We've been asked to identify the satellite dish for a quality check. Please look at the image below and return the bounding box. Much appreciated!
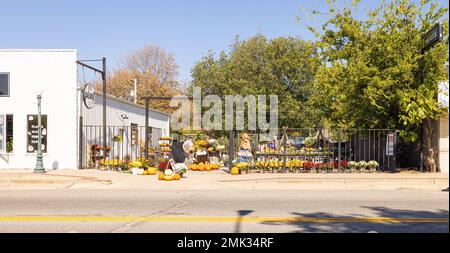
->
[83,83,95,109]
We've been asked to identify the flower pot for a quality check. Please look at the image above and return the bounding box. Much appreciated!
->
[131,167,144,175]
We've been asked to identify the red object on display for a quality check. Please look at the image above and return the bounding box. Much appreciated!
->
[158,161,169,170]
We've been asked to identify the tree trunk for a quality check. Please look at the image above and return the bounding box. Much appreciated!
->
[423,119,437,172]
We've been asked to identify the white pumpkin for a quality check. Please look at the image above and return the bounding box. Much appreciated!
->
[164,169,174,176]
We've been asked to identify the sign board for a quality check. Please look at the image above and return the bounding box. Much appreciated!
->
[422,23,442,53]
[83,83,95,109]
[438,81,449,109]
[386,133,395,156]
[131,123,139,146]
[27,114,47,153]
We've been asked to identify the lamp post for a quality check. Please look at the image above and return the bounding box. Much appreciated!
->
[34,91,45,173]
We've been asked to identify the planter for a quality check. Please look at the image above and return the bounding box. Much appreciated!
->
[131,167,144,175]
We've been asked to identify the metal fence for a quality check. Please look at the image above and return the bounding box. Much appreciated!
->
[230,128,397,172]
[80,125,162,169]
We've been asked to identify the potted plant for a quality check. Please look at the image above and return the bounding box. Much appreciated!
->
[129,160,143,175]
[348,161,357,173]
[357,161,368,173]
[368,160,379,173]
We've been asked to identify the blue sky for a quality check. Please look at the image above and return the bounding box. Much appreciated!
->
[1,0,448,82]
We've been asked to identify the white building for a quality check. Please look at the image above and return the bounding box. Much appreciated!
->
[437,79,449,173]
[0,49,170,170]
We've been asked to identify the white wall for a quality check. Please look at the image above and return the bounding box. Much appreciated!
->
[0,49,78,169]
[82,91,170,132]
[439,115,449,173]
[79,91,170,166]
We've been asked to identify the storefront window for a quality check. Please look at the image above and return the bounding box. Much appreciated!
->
[0,73,9,96]
[0,115,14,153]
[0,115,4,152]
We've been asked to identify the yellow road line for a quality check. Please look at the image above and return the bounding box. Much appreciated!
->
[0,216,447,223]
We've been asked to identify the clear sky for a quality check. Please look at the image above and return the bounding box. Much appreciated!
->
[1,0,448,82]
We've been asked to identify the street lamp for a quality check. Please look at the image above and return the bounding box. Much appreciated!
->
[34,89,45,173]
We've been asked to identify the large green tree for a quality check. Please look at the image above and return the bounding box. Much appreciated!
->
[191,34,321,129]
[306,0,448,171]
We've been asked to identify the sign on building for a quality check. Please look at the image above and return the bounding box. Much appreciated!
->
[27,115,47,153]
[131,123,139,146]
[83,83,95,109]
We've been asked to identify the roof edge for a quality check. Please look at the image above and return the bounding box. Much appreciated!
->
[93,91,171,116]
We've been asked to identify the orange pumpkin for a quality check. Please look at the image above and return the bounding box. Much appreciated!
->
[173,174,181,181]
[158,173,165,180]
[164,175,174,181]
[231,167,239,175]
[148,167,157,175]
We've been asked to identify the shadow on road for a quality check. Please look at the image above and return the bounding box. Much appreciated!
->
[260,207,449,233]
[235,210,254,233]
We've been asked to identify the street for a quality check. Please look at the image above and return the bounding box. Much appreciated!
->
[0,189,448,233]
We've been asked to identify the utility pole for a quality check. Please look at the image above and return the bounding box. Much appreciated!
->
[102,57,107,152]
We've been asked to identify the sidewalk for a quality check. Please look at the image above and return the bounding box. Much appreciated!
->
[0,169,448,190]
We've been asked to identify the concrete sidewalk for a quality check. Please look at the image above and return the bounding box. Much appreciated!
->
[0,169,448,190]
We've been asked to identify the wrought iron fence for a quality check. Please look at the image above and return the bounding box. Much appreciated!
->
[230,128,397,172]
[80,125,162,169]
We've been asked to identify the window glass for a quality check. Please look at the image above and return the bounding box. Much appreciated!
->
[0,115,4,152]
[6,115,13,152]
[0,73,9,96]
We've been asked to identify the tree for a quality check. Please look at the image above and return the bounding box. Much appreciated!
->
[305,0,448,171]
[120,45,179,87]
[104,45,182,112]
[191,34,321,129]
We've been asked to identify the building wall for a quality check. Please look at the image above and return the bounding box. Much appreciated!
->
[0,49,78,169]
[81,91,170,132]
[439,115,449,173]
[78,91,170,167]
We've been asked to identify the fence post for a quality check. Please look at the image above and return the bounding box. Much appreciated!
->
[228,130,235,172]
[144,98,149,159]
[338,129,342,171]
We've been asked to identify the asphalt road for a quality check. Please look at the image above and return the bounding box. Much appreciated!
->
[0,189,448,233]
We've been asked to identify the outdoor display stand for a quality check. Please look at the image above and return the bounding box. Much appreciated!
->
[229,127,393,174]
[159,137,172,160]
[196,150,208,163]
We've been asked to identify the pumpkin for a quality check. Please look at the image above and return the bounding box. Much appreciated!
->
[205,164,212,171]
[173,174,181,181]
[198,163,205,171]
[164,175,174,181]
[164,169,174,176]
[231,167,239,175]
[148,167,157,175]
[158,173,165,180]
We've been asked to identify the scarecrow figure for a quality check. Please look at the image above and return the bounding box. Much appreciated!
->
[237,133,253,163]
